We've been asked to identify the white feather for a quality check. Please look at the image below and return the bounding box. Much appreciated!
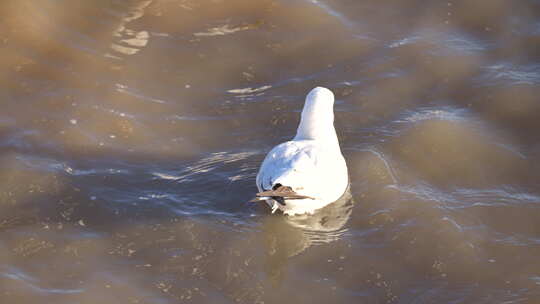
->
[256,87,348,215]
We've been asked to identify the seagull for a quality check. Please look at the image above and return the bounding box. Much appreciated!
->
[252,87,348,215]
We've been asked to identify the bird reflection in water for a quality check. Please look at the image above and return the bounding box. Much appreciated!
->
[260,187,354,285]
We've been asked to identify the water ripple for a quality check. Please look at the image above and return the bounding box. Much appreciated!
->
[1,266,84,295]
[476,62,540,86]
[388,30,490,55]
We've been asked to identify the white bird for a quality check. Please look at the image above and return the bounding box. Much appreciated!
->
[253,87,349,215]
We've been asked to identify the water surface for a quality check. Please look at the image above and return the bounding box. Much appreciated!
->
[1,0,540,303]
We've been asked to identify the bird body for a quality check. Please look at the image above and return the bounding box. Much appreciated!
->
[254,87,348,215]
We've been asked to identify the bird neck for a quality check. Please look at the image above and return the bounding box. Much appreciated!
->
[293,100,339,145]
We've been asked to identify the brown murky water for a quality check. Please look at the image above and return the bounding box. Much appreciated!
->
[1,0,540,303]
